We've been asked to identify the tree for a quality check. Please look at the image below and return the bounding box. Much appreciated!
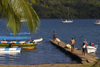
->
[0,0,40,34]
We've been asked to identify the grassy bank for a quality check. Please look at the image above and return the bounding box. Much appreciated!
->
[0,62,98,67]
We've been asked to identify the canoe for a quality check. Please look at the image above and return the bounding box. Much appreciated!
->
[0,38,43,43]
[10,32,30,35]
[0,40,30,44]
[0,43,35,49]
[22,46,34,49]
[33,38,43,43]
[0,47,21,53]
[0,43,35,47]
[0,36,31,40]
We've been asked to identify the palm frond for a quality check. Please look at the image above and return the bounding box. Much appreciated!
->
[0,0,40,33]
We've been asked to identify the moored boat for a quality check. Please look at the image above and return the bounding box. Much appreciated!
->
[94,20,100,25]
[0,47,21,53]
[61,20,73,23]
[0,43,35,47]
[33,38,43,43]
[0,43,35,49]
[87,45,98,53]
[0,36,31,40]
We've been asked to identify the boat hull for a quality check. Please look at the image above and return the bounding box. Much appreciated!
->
[94,20,100,25]
[0,47,21,53]
[22,47,34,49]
[0,43,35,46]
[62,20,73,23]
[33,38,43,43]
[87,45,98,53]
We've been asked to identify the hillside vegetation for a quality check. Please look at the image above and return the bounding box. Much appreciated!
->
[32,0,100,19]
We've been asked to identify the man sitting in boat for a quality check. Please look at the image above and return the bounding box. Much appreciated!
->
[8,43,13,48]
[30,39,34,43]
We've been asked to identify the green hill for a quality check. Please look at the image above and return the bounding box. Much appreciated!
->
[32,0,100,19]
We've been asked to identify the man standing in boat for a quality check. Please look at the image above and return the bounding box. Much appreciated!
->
[69,38,75,53]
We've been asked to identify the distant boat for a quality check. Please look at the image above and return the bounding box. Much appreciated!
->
[20,18,27,22]
[62,7,73,23]
[61,20,73,23]
[94,20,100,25]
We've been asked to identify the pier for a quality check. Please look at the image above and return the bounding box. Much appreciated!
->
[49,39,99,64]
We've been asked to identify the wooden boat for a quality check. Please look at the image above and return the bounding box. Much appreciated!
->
[0,43,35,47]
[33,38,43,43]
[0,47,21,53]
[0,40,30,44]
[87,45,98,53]
[0,38,43,43]
[22,46,34,49]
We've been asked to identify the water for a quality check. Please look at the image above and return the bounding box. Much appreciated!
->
[0,19,100,65]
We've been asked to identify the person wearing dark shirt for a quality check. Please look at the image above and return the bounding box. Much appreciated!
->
[53,31,56,40]
[9,43,13,48]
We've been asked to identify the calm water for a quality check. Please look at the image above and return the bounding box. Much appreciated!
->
[0,19,100,65]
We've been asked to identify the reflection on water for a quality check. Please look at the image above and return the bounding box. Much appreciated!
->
[0,53,21,65]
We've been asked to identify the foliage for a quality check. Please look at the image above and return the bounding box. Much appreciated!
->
[32,0,100,19]
[0,0,40,33]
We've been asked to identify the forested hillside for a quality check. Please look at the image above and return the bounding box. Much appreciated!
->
[32,0,100,19]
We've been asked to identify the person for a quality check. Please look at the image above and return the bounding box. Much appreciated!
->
[82,43,87,55]
[69,38,75,52]
[53,31,56,40]
[83,39,88,46]
[9,43,13,48]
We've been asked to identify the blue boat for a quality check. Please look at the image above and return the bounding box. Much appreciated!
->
[10,32,30,35]
[0,47,21,53]
[0,36,31,40]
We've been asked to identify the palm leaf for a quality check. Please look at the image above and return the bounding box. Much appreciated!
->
[0,0,40,34]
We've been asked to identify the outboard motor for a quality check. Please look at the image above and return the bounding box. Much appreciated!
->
[89,42,94,46]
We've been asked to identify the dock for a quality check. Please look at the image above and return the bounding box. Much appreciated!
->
[49,39,99,64]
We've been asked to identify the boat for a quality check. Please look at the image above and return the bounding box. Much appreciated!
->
[0,43,35,47]
[0,38,43,43]
[0,36,31,40]
[94,20,100,25]
[33,38,43,43]
[10,32,30,35]
[0,43,35,49]
[87,45,98,53]
[0,47,21,53]
[61,20,73,23]
[61,7,73,23]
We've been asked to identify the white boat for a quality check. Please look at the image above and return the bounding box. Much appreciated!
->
[94,20,100,25]
[0,38,43,44]
[62,20,73,23]
[87,45,98,53]
[33,38,43,43]
[61,7,73,23]
[0,47,21,53]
